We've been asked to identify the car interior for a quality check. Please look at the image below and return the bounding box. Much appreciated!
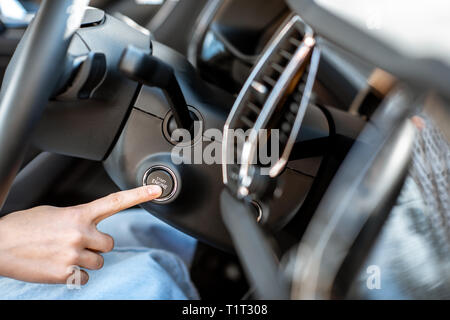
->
[0,0,448,300]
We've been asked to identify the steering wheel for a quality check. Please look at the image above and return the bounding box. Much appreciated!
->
[0,1,87,208]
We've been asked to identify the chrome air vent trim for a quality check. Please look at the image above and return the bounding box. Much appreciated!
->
[222,15,314,189]
[238,36,315,192]
[268,47,321,178]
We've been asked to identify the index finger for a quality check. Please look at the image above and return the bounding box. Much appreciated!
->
[79,185,162,224]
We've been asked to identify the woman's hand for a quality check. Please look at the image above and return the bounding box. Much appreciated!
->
[0,185,162,285]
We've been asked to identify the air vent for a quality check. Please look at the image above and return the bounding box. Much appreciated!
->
[223,15,318,194]
[269,48,321,178]
[232,21,307,133]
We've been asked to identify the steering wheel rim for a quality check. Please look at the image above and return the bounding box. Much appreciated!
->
[290,87,417,299]
[0,0,88,209]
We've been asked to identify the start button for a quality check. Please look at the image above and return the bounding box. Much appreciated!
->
[143,166,177,203]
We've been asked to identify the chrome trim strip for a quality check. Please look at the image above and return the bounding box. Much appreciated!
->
[269,47,321,178]
[251,200,264,223]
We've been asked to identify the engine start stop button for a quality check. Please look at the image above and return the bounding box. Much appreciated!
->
[143,166,177,203]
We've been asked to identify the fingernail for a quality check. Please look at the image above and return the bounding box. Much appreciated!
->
[80,270,89,286]
[146,185,163,197]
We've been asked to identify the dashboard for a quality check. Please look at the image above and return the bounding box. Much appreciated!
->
[0,0,447,299]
